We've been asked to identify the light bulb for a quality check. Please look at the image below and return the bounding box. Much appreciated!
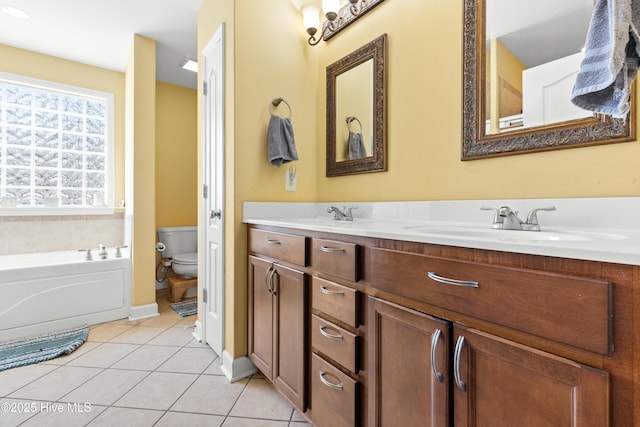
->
[302,5,320,33]
[322,0,340,19]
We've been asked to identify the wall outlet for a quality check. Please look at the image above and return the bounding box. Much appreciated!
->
[286,168,297,191]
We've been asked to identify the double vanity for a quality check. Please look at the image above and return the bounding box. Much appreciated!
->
[244,198,640,426]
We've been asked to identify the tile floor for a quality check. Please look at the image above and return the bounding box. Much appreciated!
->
[0,291,310,427]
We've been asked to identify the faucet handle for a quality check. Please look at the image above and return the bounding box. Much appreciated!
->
[115,245,128,258]
[78,248,93,261]
[345,206,357,220]
[525,206,556,227]
[480,206,503,228]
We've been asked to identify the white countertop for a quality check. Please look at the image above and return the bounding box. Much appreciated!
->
[243,198,640,266]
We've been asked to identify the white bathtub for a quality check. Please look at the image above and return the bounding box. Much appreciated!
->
[0,249,131,342]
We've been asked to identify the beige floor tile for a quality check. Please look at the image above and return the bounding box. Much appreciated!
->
[139,311,182,328]
[170,374,248,415]
[66,342,139,368]
[155,411,225,427]
[0,398,41,426]
[147,326,196,347]
[88,323,134,342]
[0,364,56,396]
[9,366,102,401]
[222,418,289,427]
[108,325,167,344]
[203,357,225,376]
[229,378,293,421]
[157,346,218,374]
[175,316,197,328]
[61,368,149,406]
[291,409,308,422]
[87,406,164,426]
[19,402,106,426]
[111,345,179,371]
[114,371,198,411]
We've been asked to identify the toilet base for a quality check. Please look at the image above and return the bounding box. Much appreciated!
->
[168,277,197,303]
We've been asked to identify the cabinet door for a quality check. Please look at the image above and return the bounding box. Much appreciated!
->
[453,325,610,427]
[368,297,450,427]
[247,256,275,378]
[273,263,308,410]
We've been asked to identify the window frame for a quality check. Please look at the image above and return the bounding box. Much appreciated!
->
[0,72,115,216]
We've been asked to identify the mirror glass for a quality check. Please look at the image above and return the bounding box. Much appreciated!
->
[327,34,386,176]
[462,0,635,159]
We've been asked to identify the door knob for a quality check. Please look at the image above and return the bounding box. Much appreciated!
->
[210,209,222,220]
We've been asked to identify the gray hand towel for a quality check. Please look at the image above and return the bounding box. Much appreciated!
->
[267,115,298,167]
[571,0,640,118]
[347,131,367,160]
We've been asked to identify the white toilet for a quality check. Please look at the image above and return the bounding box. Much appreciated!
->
[157,226,198,278]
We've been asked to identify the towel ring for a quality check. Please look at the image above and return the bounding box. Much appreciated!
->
[346,116,362,133]
[270,97,292,119]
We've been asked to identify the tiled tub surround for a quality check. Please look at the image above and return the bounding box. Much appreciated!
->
[0,213,125,255]
[243,197,640,265]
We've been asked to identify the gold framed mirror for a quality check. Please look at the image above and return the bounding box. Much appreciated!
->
[462,0,635,160]
[326,34,386,176]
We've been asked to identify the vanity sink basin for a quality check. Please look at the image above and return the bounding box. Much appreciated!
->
[404,226,626,243]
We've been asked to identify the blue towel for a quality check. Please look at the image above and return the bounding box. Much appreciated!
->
[347,131,367,160]
[571,0,640,118]
[267,115,298,167]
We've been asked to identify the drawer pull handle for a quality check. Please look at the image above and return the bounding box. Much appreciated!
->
[453,335,466,392]
[319,326,344,340]
[319,286,345,296]
[430,328,444,382]
[266,239,282,245]
[427,271,479,288]
[319,371,344,390]
[320,245,346,253]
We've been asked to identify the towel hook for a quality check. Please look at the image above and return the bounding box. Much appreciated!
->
[270,97,292,119]
[346,116,363,133]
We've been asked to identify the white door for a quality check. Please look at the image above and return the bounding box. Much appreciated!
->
[201,24,225,357]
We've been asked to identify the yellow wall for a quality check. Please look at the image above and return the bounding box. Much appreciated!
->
[155,82,198,228]
[125,34,157,307]
[198,0,640,360]
[0,44,126,202]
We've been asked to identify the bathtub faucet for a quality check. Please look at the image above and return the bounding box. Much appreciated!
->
[78,248,93,261]
[98,244,108,259]
[115,245,128,258]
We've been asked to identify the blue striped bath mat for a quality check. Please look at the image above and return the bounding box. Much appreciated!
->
[170,299,197,317]
[0,325,89,371]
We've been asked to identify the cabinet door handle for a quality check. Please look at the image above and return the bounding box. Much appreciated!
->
[427,271,479,288]
[266,239,282,245]
[319,326,344,340]
[430,328,444,383]
[320,245,346,253]
[319,371,344,390]
[270,269,279,296]
[453,335,466,392]
[264,264,274,294]
[319,286,345,296]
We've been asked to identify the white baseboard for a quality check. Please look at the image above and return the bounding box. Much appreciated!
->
[129,302,159,321]
[221,350,257,383]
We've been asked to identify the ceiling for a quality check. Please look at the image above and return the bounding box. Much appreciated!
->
[0,0,201,89]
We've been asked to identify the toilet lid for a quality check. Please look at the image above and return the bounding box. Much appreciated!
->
[173,252,197,265]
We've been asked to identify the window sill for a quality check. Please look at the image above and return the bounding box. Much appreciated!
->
[0,207,118,217]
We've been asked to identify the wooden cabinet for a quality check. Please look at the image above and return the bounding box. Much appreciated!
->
[368,297,450,427]
[247,228,309,410]
[453,325,610,427]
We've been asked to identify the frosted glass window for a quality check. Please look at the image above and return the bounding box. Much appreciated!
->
[0,72,114,209]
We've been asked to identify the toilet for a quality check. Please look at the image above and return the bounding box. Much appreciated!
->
[157,226,198,302]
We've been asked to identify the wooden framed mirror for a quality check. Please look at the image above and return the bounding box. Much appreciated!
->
[462,0,635,160]
[326,34,386,176]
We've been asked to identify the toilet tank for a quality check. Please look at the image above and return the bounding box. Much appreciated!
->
[157,226,197,258]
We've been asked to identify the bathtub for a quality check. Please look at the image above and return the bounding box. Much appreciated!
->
[0,248,131,343]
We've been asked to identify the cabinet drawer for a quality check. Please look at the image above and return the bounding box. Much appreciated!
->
[312,315,359,373]
[312,276,359,328]
[311,238,359,282]
[248,228,307,266]
[370,248,612,355]
[311,353,359,427]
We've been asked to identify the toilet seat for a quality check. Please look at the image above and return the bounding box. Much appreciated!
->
[171,252,197,278]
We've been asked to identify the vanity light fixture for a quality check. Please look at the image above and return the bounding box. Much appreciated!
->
[303,0,387,46]
[181,59,198,73]
[0,5,30,19]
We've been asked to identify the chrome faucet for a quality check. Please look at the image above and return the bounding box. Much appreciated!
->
[327,206,357,221]
[481,206,556,231]
[98,244,108,259]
